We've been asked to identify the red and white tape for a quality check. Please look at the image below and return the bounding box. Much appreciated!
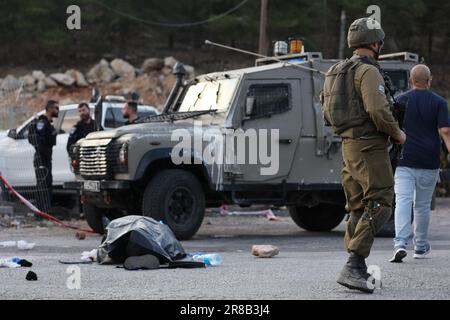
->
[0,175,95,233]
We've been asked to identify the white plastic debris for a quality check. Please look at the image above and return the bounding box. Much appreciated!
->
[0,240,36,250]
[0,241,17,248]
[80,249,98,262]
[0,258,20,268]
[17,240,36,250]
[220,205,281,221]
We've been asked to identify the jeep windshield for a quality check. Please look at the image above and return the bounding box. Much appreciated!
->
[138,76,239,123]
[178,77,239,113]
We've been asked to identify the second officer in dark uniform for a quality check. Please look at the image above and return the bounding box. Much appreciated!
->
[66,102,100,156]
[28,100,59,215]
[122,101,140,125]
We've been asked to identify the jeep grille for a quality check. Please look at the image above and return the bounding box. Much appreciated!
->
[79,142,125,179]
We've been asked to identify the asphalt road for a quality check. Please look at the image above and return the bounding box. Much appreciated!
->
[1,200,450,300]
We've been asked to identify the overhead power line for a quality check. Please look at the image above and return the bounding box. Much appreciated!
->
[92,0,250,28]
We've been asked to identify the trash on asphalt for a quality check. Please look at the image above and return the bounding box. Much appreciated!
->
[98,215,186,265]
[25,271,38,281]
[0,241,17,248]
[251,245,280,258]
[17,259,33,267]
[80,249,98,262]
[17,240,36,250]
[56,250,98,265]
[0,257,21,268]
[188,252,222,266]
[0,240,36,250]
[0,257,33,268]
[75,232,86,240]
[219,205,281,221]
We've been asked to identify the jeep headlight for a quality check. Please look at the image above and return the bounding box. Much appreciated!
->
[70,144,81,172]
[119,142,129,166]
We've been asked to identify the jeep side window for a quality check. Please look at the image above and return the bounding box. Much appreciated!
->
[246,84,291,118]
[104,107,157,128]
[104,107,126,128]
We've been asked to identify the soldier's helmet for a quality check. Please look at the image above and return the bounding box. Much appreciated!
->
[347,17,385,49]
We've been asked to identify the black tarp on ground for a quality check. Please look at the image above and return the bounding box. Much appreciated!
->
[98,215,186,264]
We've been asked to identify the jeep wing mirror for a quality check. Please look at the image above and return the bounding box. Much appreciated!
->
[245,96,255,117]
[7,128,17,139]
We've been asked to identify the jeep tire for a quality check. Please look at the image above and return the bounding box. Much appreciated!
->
[288,204,346,232]
[142,169,205,240]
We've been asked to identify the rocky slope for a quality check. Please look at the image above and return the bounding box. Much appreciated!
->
[0,56,196,113]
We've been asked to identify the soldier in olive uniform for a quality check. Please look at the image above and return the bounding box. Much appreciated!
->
[322,18,406,293]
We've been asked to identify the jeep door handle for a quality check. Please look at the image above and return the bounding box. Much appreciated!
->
[278,139,293,145]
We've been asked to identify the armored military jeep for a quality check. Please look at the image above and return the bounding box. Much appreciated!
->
[67,51,418,239]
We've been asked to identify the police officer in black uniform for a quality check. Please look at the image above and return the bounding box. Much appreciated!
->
[66,102,100,156]
[28,100,59,215]
[122,101,140,125]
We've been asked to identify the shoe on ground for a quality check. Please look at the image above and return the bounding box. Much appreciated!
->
[389,248,407,263]
[124,254,160,270]
[413,246,431,259]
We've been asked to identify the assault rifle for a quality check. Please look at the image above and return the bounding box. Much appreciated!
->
[383,73,407,169]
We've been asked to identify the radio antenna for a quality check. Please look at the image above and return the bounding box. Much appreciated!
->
[205,40,326,75]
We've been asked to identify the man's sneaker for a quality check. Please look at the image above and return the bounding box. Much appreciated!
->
[413,246,431,259]
[389,248,407,263]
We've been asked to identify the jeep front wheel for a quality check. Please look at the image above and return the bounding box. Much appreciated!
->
[288,204,346,232]
[142,169,205,240]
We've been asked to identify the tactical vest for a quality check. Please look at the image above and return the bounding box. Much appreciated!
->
[322,59,370,135]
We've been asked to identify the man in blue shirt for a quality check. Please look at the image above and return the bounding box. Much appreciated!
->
[390,65,450,262]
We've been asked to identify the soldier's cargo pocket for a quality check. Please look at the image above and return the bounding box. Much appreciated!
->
[360,144,393,190]
[370,207,392,234]
[355,208,390,238]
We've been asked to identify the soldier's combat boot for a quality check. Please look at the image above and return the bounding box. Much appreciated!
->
[337,252,374,294]
[358,256,382,288]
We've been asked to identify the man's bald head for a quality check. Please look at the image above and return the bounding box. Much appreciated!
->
[410,64,432,89]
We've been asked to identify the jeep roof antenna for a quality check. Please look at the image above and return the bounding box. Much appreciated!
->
[205,40,326,75]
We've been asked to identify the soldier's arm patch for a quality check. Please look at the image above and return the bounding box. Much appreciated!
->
[378,85,385,93]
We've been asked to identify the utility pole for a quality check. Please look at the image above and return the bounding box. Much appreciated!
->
[338,10,346,59]
[323,0,327,54]
[258,0,268,55]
